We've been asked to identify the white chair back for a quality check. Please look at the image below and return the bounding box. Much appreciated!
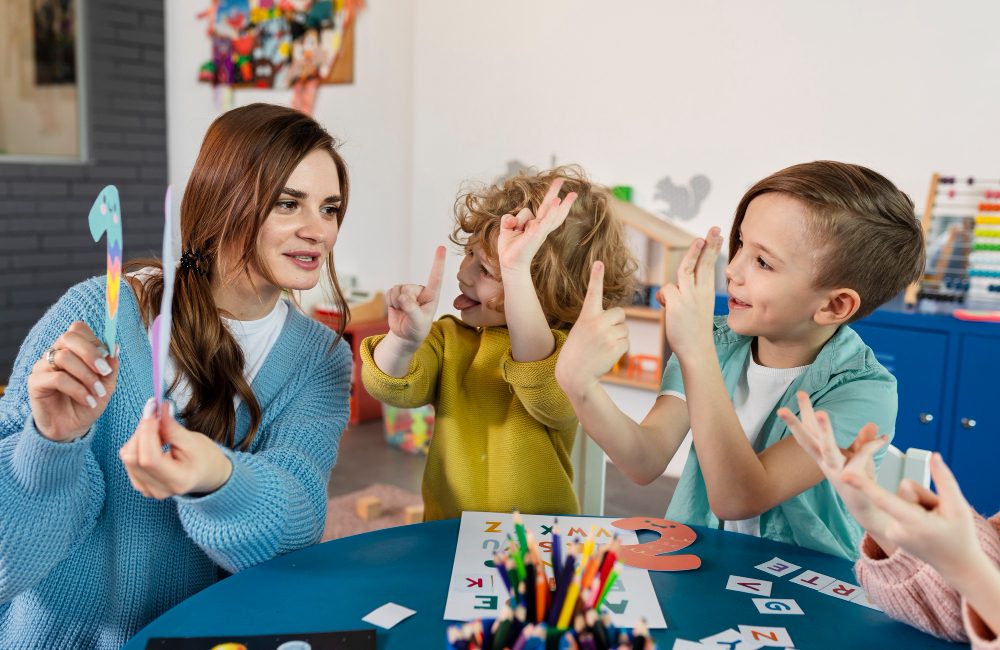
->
[570,426,606,515]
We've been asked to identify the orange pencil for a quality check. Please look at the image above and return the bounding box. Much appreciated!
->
[580,552,602,595]
[534,561,547,623]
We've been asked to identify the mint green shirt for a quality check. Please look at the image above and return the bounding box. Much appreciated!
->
[662,317,896,560]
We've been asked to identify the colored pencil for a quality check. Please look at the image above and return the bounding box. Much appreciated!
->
[556,570,582,629]
[457,514,656,650]
[552,519,562,583]
[548,552,577,626]
[595,567,619,611]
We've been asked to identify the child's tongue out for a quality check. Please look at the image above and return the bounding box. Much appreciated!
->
[454,294,480,310]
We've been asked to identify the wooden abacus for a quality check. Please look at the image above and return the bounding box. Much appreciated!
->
[904,174,1000,309]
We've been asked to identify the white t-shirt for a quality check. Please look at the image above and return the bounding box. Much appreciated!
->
[165,299,288,412]
[662,353,809,537]
[130,268,288,412]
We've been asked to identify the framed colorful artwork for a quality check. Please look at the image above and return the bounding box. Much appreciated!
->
[198,1,361,96]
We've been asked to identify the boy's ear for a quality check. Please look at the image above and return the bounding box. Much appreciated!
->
[814,287,861,326]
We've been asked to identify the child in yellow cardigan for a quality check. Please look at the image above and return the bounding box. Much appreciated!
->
[361,167,637,520]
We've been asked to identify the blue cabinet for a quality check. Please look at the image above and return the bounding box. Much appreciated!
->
[714,295,999,514]
[853,312,998,515]
[949,335,1000,514]
[848,323,947,453]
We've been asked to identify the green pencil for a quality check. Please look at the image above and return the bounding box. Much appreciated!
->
[595,566,620,611]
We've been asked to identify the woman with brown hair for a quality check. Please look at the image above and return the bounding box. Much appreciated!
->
[0,103,352,649]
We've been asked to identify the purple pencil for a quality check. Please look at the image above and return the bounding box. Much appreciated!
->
[547,552,577,626]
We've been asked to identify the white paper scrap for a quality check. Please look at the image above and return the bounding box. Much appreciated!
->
[362,602,416,629]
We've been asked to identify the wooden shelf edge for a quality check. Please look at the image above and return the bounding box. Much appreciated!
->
[607,196,697,246]
[623,306,662,320]
[601,371,660,391]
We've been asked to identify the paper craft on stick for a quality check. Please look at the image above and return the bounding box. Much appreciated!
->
[88,185,123,352]
[611,516,701,571]
[151,187,176,407]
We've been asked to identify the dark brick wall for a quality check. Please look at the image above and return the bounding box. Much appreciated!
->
[0,0,167,381]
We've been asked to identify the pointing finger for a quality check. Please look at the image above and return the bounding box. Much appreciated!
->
[695,227,722,288]
[581,261,606,317]
[422,246,447,300]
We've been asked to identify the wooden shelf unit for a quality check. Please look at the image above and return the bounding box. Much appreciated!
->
[600,195,696,392]
[602,365,661,391]
[623,306,662,320]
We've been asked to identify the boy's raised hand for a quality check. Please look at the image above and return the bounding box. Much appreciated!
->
[658,227,723,357]
[497,178,577,276]
[386,246,446,347]
[556,261,629,395]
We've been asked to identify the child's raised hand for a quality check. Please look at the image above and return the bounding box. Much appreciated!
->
[658,227,722,358]
[846,452,985,583]
[556,261,629,395]
[386,246,446,347]
[778,391,899,551]
[497,178,577,276]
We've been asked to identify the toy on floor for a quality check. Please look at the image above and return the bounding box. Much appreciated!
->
[404,504,424,524]
[355,495,383,521]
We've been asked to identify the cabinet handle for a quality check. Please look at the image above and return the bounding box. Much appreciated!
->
[960,417,977,429]
[918,413,934,424]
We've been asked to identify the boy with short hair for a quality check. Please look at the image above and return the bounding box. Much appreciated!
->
[556,160,925,559]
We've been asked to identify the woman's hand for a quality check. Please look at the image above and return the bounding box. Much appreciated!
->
[846,452,985,584]
[119,400,233,499]
[384,246,446,348]
[497,178,576,276]
[27,321,119,442]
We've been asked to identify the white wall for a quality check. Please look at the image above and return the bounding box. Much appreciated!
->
[166,0,1000,472]
[409,0,1000,438]
[167,1,1000,307]
[409,0,1000,277]
[165,0,415,309]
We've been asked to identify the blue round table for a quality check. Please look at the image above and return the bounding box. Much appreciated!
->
[125,519,958,649]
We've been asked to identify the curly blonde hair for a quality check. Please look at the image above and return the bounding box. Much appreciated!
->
[450,165,638,330]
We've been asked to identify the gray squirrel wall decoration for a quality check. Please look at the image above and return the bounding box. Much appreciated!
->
[654,175,711,221]
[498,156,560,183]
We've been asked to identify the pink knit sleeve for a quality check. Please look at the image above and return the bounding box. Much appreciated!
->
[854,533,967,642]
[963,514,1000,650]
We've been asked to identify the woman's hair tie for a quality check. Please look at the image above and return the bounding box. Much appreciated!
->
[179,249,210,277]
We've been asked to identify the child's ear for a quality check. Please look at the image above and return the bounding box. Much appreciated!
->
[814,287,861,326]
